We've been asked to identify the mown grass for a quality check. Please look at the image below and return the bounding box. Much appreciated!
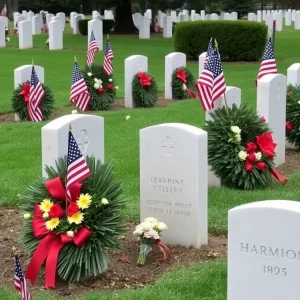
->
[0,23,299,299]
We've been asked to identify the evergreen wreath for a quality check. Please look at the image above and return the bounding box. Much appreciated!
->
[171,66,196,100]
[81,64,117,111]
[21,157,125,286]
[132,72,158,108]
[12,81,54,121]
[206,104,287,190]
[286,84,300,149]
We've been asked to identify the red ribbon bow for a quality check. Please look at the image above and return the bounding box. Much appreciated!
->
[26,178,92,288]
[155,239,172,262]
[176,69,196,98]
[19,83,30,102]
[138,72,152,86]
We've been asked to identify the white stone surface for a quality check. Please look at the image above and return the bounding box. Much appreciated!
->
[140,123,208,247]
[19,21,32,49]
[165,52,186,100]
[224,13,231,20]
[32,16,41,35]
[42,114,104,177]
[73,15,83,35]
[0,16,8,27]
[231,12,237,20]
[27,11,34,21]
[139,16,150,39]
[257,10,262,22]
[285,11,292,26]
[125,55,148,108]
[228,200,300,300]
[49,21,63,50]
[287,63,300,86]
[46,13,54,25]
[163,16,172,38]
[257,74,286,166]
[88,19,103,50]
[199,52,206,76]
[0,21,5,48]
[276,12,283,31]
[265,13,273,32]
[205,86,241,122]
[295,12,300,30]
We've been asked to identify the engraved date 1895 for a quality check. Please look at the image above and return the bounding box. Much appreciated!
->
[263,266,287,276]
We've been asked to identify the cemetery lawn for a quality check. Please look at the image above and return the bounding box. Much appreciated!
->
[1,25,300,299]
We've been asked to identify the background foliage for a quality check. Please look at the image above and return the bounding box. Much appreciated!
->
[174,21,268,61]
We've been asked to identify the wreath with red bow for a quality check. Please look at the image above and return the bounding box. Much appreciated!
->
[132,71,158,108]
[82,64,117,111]
[12,81,54,121]
[21,157,125,287]
[286,84,300,149]
[206,104,287,190]
[171,67,196,100]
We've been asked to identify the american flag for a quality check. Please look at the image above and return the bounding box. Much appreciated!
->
[14,254,31,300]
[70,61,91,111]
[256,37,277,84]
[29,66,45,122]
[86,30,99,66]
[196,49,226,111]
[103,37,114,75]
[66,130,91,202]
[204,39,214,65]
[0,4,6,16]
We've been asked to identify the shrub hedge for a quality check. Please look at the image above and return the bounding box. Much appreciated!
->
[78,19,115,36]
[174,21,268,62]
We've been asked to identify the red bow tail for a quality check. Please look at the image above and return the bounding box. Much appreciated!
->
[155,240,172,263]
[270,168,287,184]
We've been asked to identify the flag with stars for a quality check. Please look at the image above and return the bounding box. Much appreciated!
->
[103,37,114,75]
[86,30,99,66]
[70,61,91,111]
[196,49,226,111]
[66,130,91,202]
[14,255,31,300]
[204,39,214,65]
[256,37,277,85]
[29,66,45,122]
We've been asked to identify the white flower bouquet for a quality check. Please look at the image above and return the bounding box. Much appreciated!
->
[134,217,171,265]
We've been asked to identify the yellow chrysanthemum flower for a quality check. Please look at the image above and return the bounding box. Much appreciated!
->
[40,199,54,213]
[67,212,84,225]
[45,218,60,231]
[77,194,92,210]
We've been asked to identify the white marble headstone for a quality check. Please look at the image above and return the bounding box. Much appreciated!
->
[140,123,208,247]
[49,21,63,50]
[257,74,286,166]
[0,21,5,48]
[41,114,104,177]
[73,15,83,34]
[287,63,300,86]
[228,200,300,300]
[88,19,103,50]
[19,21,33,49]
[32,16,41,35]
[165,52,186,100]
[139,16,150,39]
[125,55,148,108]
[163,16,172,38]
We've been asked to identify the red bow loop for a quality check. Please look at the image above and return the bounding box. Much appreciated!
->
[138,72,152,86]
[45,177,81,202]
[19,83,30,102]
[176,68,187,83]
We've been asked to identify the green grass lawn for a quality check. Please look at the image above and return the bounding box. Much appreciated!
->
[1,23,300,299]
